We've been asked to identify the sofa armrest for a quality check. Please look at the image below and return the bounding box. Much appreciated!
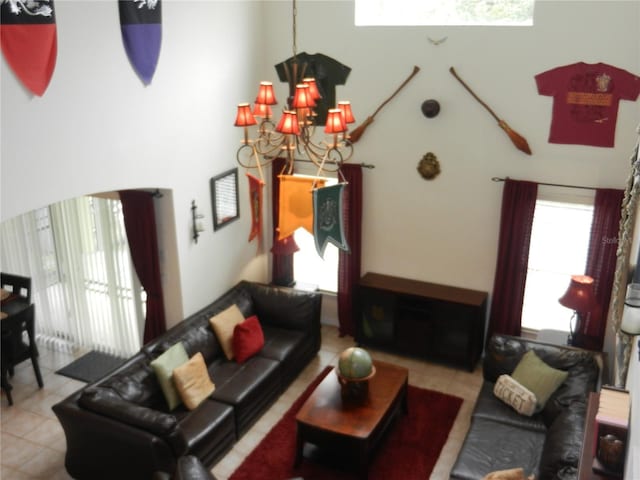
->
[79,387,188,455]
[53,394,181,479]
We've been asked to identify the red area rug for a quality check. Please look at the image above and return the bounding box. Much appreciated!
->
[230,366,463,480]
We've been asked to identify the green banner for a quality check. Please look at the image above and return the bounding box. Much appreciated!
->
[313,183,350,258]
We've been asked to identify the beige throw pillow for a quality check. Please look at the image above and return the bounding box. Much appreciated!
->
[209,304,245,360]
[494,374,537,417]
[172,352,215,410]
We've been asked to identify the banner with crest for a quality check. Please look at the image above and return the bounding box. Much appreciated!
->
[313,183,349,258]
[277,175,325,240]
[0,0,57,96]
[119,0,162,85]
[247,172,264,242]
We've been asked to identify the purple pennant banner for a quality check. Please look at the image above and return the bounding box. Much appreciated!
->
[119,0,161,85]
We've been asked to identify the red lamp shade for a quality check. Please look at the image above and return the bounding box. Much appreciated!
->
[337,101,355,124]
[275,110,300,135]
[302,78,321,100]
[324,108,347,134]
[559,275,596,313]
[252,103,273,118]
[234,103,257,127]
[255,81,277,106]
[292,84,316,109]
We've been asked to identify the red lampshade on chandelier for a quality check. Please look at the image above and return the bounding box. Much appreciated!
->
[233,0,355,177]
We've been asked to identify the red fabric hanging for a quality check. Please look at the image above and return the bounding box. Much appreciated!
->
[247,173,264,242]
[119,190,167,344]
[580,188,624,350]
[271,158,298,286]
[337,164,363,337]
[487,179,538,340]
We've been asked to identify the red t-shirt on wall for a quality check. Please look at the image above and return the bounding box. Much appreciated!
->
[535,62,640,147]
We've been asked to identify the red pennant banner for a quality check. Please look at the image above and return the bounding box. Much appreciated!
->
[247,173,264,242]
[1,0,57,96]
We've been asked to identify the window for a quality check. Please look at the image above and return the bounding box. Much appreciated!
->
[293,174,339,293]
[0,196,144,356]
[521,198,594,332]
[355,0,534,26]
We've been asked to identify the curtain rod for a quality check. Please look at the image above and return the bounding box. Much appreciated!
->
[491,176,597,191]
[295,159,375,169]
[265,155,374,169]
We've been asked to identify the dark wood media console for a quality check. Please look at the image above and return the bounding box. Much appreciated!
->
[355,272,488,371]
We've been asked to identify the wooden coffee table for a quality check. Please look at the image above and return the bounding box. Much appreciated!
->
[295,360,408,478]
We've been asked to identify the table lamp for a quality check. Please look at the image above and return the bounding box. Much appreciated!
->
[559,274,596,346]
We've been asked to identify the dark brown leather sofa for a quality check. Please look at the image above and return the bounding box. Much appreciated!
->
[52,281,322,480]
[451,334,602,480]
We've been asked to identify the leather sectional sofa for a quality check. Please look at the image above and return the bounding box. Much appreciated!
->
[52,280,322,480]
[451,334,602,480]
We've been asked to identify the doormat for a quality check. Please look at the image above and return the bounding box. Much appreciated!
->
[56,350,127,383]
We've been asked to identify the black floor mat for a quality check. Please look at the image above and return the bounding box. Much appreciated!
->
[56,350,127,383]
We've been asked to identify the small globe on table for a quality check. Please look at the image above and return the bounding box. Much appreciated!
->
[337,347,376,403]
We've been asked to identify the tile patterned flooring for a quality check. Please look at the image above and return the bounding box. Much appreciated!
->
[0,325,482,479]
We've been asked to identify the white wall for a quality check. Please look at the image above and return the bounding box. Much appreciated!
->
[2,1,639,342]
[263,1,640,342]
[1,1,270,324]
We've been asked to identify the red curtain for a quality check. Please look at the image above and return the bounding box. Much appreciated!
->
[270,158,298,286]
[337,164,363,337]
[487,179,538,340]
[580,188,624,350]
[119,190,166,344]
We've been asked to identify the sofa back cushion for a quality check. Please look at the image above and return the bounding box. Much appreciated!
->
[145,287,255,364]
[484,335,600,425]
[100,357,165,408]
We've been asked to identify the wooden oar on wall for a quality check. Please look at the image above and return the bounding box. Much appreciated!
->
[449,67,532,155]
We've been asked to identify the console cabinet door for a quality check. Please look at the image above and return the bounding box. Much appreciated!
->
[356,273,487,371]
[358,288,396,346]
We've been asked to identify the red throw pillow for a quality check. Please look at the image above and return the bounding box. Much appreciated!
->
[232,315,265,364]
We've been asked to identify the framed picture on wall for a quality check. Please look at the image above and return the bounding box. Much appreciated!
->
[210,168,239,231]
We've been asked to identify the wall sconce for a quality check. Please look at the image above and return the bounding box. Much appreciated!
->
[621,283,640,336]
[191,200,205,243]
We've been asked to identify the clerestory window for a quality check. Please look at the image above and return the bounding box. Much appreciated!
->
[355,0,535,26]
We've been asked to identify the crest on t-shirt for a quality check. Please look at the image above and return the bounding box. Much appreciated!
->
[596,73,611,93]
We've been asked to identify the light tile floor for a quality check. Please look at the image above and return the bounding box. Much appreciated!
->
[0,325,482,479]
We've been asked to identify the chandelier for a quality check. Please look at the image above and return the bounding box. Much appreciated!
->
[233,0,355,178]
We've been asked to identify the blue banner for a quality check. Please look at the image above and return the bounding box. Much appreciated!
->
[119,0,161,85]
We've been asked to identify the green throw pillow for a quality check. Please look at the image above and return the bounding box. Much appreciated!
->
[511,350,568,411]
[150,342,189,410]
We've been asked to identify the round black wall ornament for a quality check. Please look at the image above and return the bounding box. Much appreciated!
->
[421,99,440,118]
[417,152,441,180]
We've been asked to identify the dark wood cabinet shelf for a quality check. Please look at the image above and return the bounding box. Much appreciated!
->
[355,272,488,371]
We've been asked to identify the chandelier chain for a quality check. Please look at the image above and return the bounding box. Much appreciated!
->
[292,0,298,60]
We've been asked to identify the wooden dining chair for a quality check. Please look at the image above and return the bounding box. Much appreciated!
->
[1,303,43,405]
[1,272,32,303]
